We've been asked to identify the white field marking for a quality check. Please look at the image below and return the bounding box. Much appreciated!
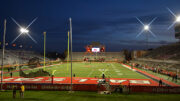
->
[117,73,123,75]
[98,69,109,73]
[130,80,150,84]
[110,80,126,83]
[87,69,94,77]
[111,64,123,76]
[2,78,14,81]
[98,69,109,76]
[121,64,136,72]
[53,78,65,81]
[79,79,88,82]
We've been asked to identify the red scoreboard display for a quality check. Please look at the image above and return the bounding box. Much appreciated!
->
[86,46,105,53]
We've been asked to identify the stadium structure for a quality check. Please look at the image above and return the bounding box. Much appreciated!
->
[0,40,180,94]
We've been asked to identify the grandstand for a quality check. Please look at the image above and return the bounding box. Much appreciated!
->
[0,49,49,65]
[130,43,180,86]
[71,52,125,61]
[143,42,180,60]
[131,42,180,71]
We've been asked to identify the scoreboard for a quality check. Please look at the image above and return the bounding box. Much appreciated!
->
[85,42,105,53]
[92,48,100,52]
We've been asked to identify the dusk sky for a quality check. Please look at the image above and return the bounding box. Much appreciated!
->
[0,0,180,52]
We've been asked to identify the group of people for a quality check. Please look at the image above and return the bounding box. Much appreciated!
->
[12,84,25,99]
[84,57,105,62]
[134,63,179,82]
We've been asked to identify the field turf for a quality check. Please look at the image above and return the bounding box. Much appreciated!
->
[0,91,180,101]
[4,62,147,79]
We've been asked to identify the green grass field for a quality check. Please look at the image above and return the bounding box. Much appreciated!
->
[0,91,180,101]
[4,62,147,79]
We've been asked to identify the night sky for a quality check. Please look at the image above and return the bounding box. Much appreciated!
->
[0,0,180,52]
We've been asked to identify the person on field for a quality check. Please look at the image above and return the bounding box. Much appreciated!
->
[175,74,178,83]
[10,72,13,78]
[119,83,123,93]
[159,79,162,86]
[102,74,105,79]
[51,75,54,84]
[13,86,17,99]
[20,84,25,98]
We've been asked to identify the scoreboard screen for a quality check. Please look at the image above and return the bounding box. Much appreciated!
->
[92,48,100,52]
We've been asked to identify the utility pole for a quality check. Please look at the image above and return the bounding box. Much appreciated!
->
[1,19,7,90]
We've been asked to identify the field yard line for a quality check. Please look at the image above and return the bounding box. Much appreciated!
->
[111,64,120,76]
[111,64,123,76]
[87,69,94,77]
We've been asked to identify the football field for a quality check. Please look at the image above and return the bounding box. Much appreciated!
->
[4,62,147,79]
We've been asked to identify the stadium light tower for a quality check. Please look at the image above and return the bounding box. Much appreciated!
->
[69,18,73,92]
[167,8,180,30]
[1,19,7,91]
[135,17,157,49]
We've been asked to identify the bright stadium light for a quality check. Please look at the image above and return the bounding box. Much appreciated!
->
[144,25,150,31]
[135,17,157,50]
[135,17,157,38]
[11,17,38,43]
[167,8,180,29]
[20,28,29,34]
[176,16,180,22]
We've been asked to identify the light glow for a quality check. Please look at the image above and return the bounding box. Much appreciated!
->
[167,8,180,29]
[176,16,180,22]
[144,25,149,31]
[11,17,38,44]
[135,17,157,38]
[20,28,29,34]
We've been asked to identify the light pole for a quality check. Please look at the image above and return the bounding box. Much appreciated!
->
[67,31,70,73]
[1,19,7,90]
[69,18,73,91]
[43,32,46,70]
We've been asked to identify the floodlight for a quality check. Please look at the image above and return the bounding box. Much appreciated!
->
[20,28,29,34]
[167,8,180,29]
[176,16,180,22]
[135,17,157,38]
[144,25,149,31]
[11,17,38,43]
